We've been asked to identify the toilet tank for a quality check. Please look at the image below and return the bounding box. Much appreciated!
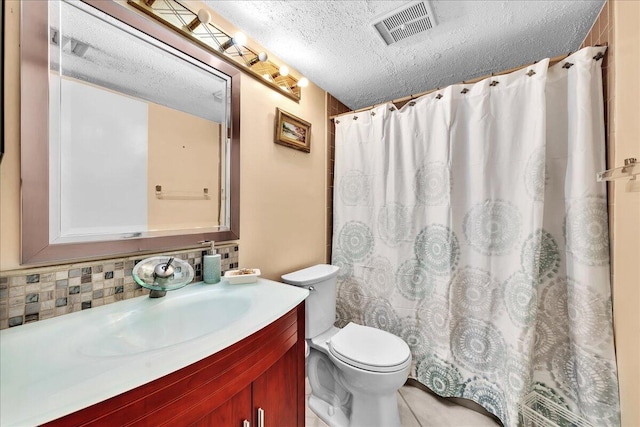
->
[281,264,340,339]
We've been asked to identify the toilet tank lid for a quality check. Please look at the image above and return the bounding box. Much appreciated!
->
[281,264,339,286]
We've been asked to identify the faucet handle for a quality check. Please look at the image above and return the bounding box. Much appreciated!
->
[154,257,175,278]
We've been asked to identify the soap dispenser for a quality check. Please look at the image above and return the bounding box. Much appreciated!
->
[203,241,221,284]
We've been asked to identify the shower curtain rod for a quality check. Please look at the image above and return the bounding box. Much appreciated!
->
[329,48,605,120]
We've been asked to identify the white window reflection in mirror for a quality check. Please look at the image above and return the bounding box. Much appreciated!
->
[21,0,240,264]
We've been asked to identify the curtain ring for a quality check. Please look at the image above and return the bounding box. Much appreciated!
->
[371,111,376,116]
[593,52,605,61]
[490,80,499,87]
[335,119,340,124]
[408,101,416,107]
[435,94,443,99]
[461,88,469,94]
[353,116,358,121]
[562,62,574,69]
[526,70,536,77]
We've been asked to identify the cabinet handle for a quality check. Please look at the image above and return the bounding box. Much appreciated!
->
[257,407,265,427]
[243,420,250,427]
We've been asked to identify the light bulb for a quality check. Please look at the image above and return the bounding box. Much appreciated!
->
[197,9,211,25]
[187,9,211,31]
[219,32,247,51]
[279,65,289,77]
[248,52,268,66]
[233,32,247,47]
[297,77,309,88]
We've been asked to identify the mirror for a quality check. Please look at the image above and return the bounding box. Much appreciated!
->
[21,0,240,264]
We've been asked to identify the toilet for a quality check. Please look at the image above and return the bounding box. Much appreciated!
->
[282,264,411,427]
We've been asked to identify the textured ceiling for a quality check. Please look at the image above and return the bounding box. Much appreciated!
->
[52,1,229,123]
[205,0,604,110]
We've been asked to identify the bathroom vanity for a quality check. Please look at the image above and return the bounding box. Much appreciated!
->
[0,279,308,426]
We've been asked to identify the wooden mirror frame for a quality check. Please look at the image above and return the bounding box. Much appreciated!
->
[21,0,240,265]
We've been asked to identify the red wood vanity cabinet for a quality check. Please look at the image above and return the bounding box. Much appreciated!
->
[44,304,305,427]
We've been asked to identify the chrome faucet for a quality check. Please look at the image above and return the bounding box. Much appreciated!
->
[153,257,175,278]
[149,257,175,298]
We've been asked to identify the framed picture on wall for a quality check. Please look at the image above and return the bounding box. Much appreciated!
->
[274,108,311,153]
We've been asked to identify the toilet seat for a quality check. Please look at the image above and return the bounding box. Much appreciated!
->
[328,323,411,373]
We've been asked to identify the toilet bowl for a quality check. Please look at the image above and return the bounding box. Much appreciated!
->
[282,264,411,427]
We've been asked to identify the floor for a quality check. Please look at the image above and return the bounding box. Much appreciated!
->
[305,380,501,427]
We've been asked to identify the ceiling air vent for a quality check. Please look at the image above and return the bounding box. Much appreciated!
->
[372,1,437,45]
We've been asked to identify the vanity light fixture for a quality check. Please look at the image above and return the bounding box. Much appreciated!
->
[219,32,247,52]
[70,39,90,57]
[290,77,309,91]
[186,9,211,32]
[51,29,59,45]
[50,29,70,49]
[128,0,304,102]
[51,30,88,57]
[248,52,268,66]
[268,65,290,80]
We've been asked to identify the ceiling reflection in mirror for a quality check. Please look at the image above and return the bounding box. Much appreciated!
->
[48,0,231,244]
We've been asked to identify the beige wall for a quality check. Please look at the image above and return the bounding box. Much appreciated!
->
[1,1,20,271]
[611,2,640,426]
[147,103,221,231]
[583,2,640,425]
[238,74,327,280]
[0,0,328,278]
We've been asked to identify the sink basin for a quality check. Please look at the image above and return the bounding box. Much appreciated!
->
[77,290,251,357]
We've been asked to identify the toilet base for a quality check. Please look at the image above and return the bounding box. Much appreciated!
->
[348,392,401,427]
[308,391,402,427]
[308,394,349,427]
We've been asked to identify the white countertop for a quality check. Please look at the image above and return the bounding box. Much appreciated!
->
[0,279,308,426]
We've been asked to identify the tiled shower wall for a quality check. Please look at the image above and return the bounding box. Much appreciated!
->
[326,94,352,262]
[580,1,615,289]
[0,243,239,330]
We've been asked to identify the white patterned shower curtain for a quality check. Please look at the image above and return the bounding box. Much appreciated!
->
[332,46,619,426]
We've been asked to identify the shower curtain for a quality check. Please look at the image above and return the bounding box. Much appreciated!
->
[332,46,619,426]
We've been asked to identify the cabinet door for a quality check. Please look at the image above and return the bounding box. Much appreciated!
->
[252,345,299,427]
[192,384,252,427]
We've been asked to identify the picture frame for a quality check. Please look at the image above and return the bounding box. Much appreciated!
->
[274,108,311,153]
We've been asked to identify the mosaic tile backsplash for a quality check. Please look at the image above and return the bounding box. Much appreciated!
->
[0,243,239,330]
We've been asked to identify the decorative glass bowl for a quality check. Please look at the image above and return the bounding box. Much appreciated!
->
[132,256,194,293]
